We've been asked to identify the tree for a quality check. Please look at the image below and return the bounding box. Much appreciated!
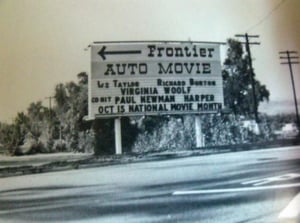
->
[0,122,16,154]
[54,83,69,111]
[53,72,89,151]
[26,101,49,139]
[222,39,270,117]
[77,71,88,85]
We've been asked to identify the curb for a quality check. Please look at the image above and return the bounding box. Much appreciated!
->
[0,150,226,178]
[0,143,299,178]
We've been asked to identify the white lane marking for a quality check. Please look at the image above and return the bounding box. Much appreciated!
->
[242,173,300,186]
[172,183,300,195]
[278,192,300,219]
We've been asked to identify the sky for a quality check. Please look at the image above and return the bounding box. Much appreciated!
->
[0,0,300,123]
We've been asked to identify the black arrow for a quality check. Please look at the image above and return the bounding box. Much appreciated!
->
[98,46,142,60]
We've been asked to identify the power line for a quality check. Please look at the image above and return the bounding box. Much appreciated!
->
[247,0,287,32]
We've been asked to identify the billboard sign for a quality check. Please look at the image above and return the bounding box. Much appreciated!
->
[89,41,224,118]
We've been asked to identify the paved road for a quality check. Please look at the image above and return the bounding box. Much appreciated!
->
[0,146,300,223]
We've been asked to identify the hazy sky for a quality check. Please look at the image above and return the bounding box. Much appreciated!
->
[1,0,300,122]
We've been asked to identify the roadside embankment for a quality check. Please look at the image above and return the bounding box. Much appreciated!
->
[0,138,299,178]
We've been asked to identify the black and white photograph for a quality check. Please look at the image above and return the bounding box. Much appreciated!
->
[0,0,300,222]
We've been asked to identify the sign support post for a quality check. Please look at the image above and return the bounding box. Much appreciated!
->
[114,117,122,154]
[195,115,204,147]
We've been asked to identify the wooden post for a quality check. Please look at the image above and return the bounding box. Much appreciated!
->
[235,33,260,123]
[114,117,122,154]
[279,51,300,129]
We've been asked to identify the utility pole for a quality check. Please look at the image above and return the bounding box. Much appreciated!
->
[45,96,55,120]
[279,51,300,129]
[235,33,260,123]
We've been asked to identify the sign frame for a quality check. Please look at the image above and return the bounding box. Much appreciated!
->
[89,41,225,119]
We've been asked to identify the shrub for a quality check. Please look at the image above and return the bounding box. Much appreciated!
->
[132,114,279,153]
[132,116,195,153]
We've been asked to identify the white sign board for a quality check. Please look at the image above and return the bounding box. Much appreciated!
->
[89,42,224,118]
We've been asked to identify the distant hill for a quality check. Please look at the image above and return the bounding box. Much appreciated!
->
[259,100,299,115]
